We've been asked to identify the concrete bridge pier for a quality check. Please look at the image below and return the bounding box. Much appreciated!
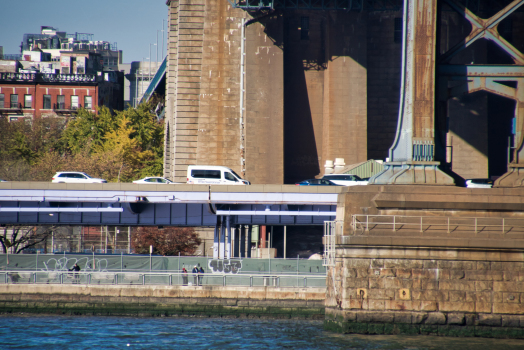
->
[325,185,524,338]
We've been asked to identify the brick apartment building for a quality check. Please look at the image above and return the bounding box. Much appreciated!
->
[0,26,124,121]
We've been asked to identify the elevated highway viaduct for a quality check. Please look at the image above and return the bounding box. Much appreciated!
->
[0,181,339,259]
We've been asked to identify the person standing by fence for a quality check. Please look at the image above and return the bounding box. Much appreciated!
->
[182,267,188,286]
[198,266,204,286]
[192,265,198,285]
[69,263,81,283]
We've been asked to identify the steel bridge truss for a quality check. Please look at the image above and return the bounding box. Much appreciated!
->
[438,0,524,177]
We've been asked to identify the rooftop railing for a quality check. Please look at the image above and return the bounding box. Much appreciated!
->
[0,72,97,83]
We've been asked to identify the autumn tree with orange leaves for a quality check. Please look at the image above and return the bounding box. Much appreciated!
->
[131,226,201,256]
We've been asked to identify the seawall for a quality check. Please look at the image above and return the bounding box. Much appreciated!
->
[0,284,325,318]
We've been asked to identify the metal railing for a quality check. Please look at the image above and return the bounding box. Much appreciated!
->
[0,271,325,288]
[351,214,524,235]
[323,221,341,267]
[0,72,97,83]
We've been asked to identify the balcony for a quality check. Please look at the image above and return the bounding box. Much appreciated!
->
[0,103,23,114]
[53,103,82,115]
[0,72,98,84]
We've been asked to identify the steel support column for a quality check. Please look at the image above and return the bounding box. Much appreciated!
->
[240,225,246,258]
[220,217,226,259]
[213,217,220,259]
[247,225,252,258]
[226,216,231,259]
[233,225,240,258]
[370,0,454,185]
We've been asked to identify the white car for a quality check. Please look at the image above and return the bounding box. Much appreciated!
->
[51,172,107,183]
[465,178,493,188]
[321,174,368,186]
[133,177,174,184]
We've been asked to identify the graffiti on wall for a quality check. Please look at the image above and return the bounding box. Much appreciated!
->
[42,256,108,272]
[208,259,242,274]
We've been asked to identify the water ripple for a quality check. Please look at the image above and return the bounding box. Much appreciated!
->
[0,315,523,350]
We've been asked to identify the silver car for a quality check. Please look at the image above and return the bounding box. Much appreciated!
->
[51,172,107,183]
[133,177,174,184]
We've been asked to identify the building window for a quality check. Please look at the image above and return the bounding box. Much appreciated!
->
[300,17,309,40]
[9,117,18,122]
[84,96,92,109]
[71,95,79,109]
[10,94,18,109]
[0,94,4,109]
[394,18,403,43]
[57,95,65,109]
[24,94,32,108]
[43,95,52,109]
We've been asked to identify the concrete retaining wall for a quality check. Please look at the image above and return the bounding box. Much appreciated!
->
[0,284,325,318]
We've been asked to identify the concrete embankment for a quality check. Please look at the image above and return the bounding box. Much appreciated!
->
[0,284,325,318]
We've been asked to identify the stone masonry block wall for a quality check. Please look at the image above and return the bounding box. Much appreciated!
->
[327,185,524,338]
[325,256,524,338]
[0,284,325,318]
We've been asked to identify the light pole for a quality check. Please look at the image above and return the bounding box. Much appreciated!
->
[156,30,159,69]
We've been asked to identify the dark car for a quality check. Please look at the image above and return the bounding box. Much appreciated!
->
[295,178,340,186]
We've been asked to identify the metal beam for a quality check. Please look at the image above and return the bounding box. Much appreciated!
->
[439,65,524,77]
[0,207,123,213]
[440,0,524,64]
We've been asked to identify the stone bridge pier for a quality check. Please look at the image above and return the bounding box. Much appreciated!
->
[325,185,524,338]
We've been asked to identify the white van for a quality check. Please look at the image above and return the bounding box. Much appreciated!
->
[187,165,250,185]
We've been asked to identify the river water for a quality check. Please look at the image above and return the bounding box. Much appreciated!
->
[0,316,523,349]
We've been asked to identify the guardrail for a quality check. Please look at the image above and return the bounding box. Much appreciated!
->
[351,215,524,235]
[0,271,326,288]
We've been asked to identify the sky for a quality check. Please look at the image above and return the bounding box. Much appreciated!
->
[0,0,168,63]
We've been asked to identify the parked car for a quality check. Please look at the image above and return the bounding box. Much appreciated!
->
[465,178,493,188]
[187,165,250,185]
[321,174,368,186]
[296,179,340,186]
[51,172,107,183]
[133,177,174,184]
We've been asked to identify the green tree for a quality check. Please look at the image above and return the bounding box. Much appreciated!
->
[0,117,66,180]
